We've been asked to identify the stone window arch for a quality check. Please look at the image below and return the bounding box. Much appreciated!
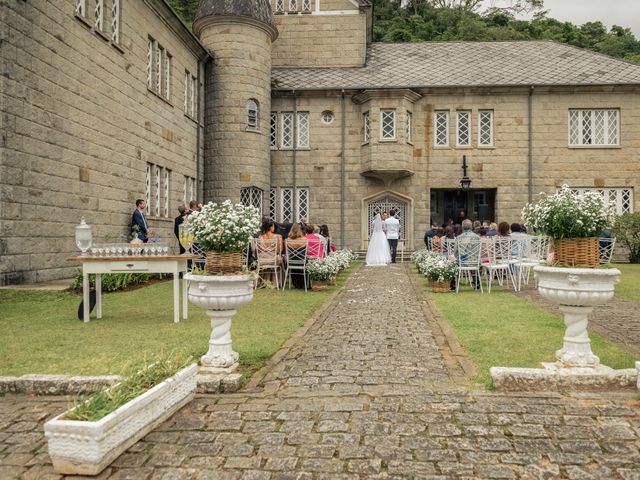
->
[246,99,259,130]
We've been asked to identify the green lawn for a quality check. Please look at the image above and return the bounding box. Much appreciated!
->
[611,263,640,302]
[0,264,359,379]
[421,272,637,389]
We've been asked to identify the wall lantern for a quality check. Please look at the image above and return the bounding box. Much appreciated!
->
[460,155,472,191]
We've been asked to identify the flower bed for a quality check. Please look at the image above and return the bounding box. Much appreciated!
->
[412,249,457,283]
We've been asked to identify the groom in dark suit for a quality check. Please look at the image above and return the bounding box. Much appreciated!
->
[131,199,149,242]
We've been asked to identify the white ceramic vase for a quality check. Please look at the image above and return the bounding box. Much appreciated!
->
[184,273,254,373]
[534,265,621,368]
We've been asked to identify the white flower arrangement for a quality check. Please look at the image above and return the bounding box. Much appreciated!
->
[184,200,260,252]
[412,249,457,282]
[522,186,612,239]
[307,256,340,281]
[329,249,355,271]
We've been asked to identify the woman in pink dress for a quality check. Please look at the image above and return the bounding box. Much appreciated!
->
[304,224,325,258]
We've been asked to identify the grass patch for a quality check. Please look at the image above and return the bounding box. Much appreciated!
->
[416,270,636,389]
[611,263,640,302]
[0,263,359,379]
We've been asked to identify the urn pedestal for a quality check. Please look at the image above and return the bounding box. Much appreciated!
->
[185,274,254,373]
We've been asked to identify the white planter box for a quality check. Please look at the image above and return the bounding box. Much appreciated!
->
[44,363,198,475]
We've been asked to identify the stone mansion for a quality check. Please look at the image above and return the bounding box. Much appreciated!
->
[2,0,640,284]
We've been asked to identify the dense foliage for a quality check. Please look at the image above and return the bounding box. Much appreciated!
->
[612,213,640,263]
[167,0,640,64]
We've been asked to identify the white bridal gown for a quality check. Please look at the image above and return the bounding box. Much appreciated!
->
[366,214,392,266]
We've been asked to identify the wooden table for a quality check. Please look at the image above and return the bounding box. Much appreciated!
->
[68,255,199,323]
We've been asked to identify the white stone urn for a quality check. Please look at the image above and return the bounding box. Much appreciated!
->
[534,265,620,368]
[184,273,254,373]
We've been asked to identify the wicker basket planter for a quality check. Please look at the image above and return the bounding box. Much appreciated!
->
[44,364,197,475]
[553,237,598,268]
[430,280,451,293]
[311,279,328,291]
[205,251,244,275]
[327,277,337,286]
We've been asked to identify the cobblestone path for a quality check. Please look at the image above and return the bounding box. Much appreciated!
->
[513,283,640,358]
[2,264,640,479]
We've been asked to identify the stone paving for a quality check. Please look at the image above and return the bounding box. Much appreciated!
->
[2,264,640,479]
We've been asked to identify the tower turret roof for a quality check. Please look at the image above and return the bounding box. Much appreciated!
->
[194,0,277,39]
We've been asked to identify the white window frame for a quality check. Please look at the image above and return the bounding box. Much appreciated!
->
[155,44,163,95]
[280,187,294,223]
[434,111,449,147]
[296,187,310,221]
[111,0,121,44]
[566,187,633,215]
[164,52,172,100]
[247,99,259,130]
[478,110,494,147]
[163,168,170,218]
[270,112,278,149]
[275,0,285,13]
[568,109,619,146]
[302,0,312,11]
[75,0,86,17]
[289,0,298,12]
[94,0,104,31]
[154,165,161,217]
[240,186,263,214]
[145,163,152,216]
[183,176,188,206]
[297,112,309,148]
[406,111,413,144]
[363,111,371,144]
[146,38,154,90]
[456,110,471,147]
[281,112,293,149]
[380,109,396,140]
[269,188,277,220]
[189,177,195,204]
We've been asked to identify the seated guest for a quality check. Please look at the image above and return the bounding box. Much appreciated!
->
[497,221,510,237]
[431,227,445,253]
[305,224,325,258]
[319,224,337,253]
[257,218,284,287]
[424,222,438,248]
[287,224,309,289]
[486,222,498,236]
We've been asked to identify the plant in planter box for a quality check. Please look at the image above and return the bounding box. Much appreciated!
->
[45,356,197,475]
[307,257,339,290]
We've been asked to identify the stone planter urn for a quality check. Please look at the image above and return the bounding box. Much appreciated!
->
[184,273,254,373]
[534,265,621,368]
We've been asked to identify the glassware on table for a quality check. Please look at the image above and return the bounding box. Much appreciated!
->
[75,217,93,256]
[178,225,194,254]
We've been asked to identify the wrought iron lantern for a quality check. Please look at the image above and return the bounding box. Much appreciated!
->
[75,216,93,256]
[460,155,472,191]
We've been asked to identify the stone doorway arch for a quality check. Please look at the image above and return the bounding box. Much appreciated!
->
[361,191,413,250]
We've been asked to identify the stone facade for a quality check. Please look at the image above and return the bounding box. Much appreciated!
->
[1,0,205,285]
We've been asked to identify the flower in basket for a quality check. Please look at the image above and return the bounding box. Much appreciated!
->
[184,200,260,274]
[522,185,613,267]
[307,257,339,281]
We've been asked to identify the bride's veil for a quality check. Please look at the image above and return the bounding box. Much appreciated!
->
[372,213,383,234]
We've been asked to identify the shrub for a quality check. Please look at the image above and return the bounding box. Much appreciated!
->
[612,212,640,263]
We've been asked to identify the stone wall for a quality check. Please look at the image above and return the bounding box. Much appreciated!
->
[0,0,204,285]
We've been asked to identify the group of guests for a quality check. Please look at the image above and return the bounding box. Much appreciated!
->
[255,217,337,288]
[424,220,528,251]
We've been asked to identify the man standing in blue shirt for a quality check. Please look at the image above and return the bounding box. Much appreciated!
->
[131,199,149,242]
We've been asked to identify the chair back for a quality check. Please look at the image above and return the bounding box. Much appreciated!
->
[441,238,456,258]
[598,237,616,264]
[286,240,309,269]
[511,235,531,261]
[425,236,432,251]
[256,238,279,267]
[456,236,482,268]
[480,237,494,265]
[528,235,549,262]
[494,237,512,263]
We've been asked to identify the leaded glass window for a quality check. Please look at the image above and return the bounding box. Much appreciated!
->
[275,0,284,12]
[406,111,412,143]
[302,0,311,11]
[94,0,104,31]
[146,163,152,215]
[456,111,471,146]
[240,187,263,213]
[111,0,120,44]
[561,187,633,215]
[297,112,309,148]
[281,187,293,223]
[289,0,297,12]
[164,53,172,100]
[155,44,163,95]
[247,99,259,130]
[154,165,161,217]
[270,113,277,148]
[183,176,188,206]
[380,109,395,140]
[189,177,195,204]
[163,169,170,218]
[568,109,619,146]
[434,111,449,146]
[75,0,86,17]
[281,112,293,148]
[146,39,154,90]
[297,187,309,220]
[478,110,493,146]
[363,111,371,143]
[269,188,277,220]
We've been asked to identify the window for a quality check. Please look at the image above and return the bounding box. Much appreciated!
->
[94,0,104,32]
[111,0,120,44]
[275,0,284,12]
[478,110,493,146]
[154,165,161,217]
[270,113,277,148]
[289,0,297,12]
[183,175,196,205]
[269,188,277,220]
[281,187,294,223]
[147,163,171,217]
[456,111,471,146]
[281,112,293,148]
[240,187,263,213]
[247,99,259,130]
[406,111,413,144]
[163,168,170,218]
[146,163,152,215]
[184,71,197,118]
[321,111,334,124]
[567,187,633,215]
[434,111,449,146]
[147,37,172,101]
[297,112,309,148]
[302,0,312,12]
[363,111,371,144]
[569,109,619,146]
[380,109,396,140]
[297,187,309,220]
[75,0,86,17]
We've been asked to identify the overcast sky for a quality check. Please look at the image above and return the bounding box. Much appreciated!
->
[483,0,640,36]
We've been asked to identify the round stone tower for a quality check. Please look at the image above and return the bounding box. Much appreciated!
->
[193,0,277,209]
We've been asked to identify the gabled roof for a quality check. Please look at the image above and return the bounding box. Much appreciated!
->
[271,41,640,90]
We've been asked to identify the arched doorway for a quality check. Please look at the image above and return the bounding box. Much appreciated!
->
[362,192,412,249]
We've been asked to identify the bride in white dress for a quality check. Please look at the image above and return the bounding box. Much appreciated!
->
[366,213,391,266]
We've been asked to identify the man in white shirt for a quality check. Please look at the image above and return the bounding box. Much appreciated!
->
[385,209,401,263]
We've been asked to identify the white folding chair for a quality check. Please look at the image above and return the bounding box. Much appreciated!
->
[483,237,515,293]
[599,237,616,264]
[456,236,483,293]
[256,238,282,290]
[190,243,206,271]
[441,238,456,258]
[285,240,309,292]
